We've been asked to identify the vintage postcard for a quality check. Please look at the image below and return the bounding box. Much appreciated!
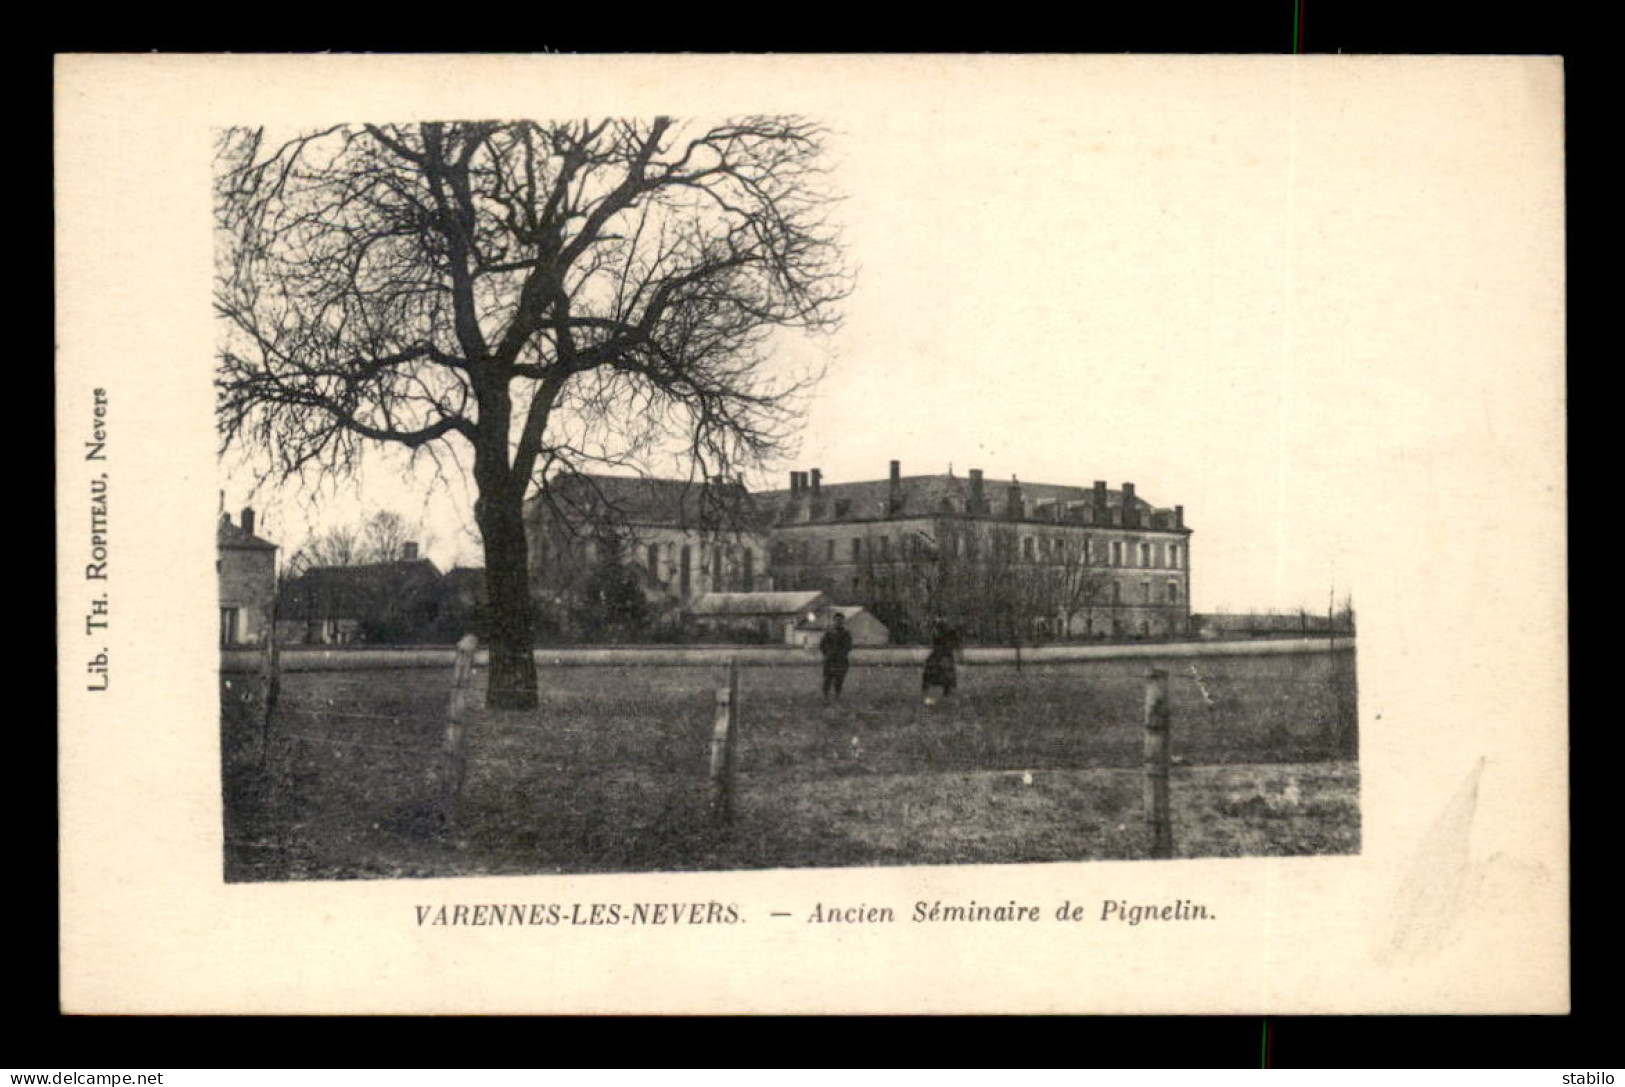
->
[55,53,1567,1014]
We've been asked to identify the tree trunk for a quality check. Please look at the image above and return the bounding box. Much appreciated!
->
[478,487,540,710]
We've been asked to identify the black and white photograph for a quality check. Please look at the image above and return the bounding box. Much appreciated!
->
[57,54,1566,1014]
[212,113,1361,882]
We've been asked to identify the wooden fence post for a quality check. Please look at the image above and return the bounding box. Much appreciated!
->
[444,633,477,799]
[1188,662,1218,727]
[258,634,280,768]
[728,656,740,725]
[709,657,739,827]
[1143,667,1173,859]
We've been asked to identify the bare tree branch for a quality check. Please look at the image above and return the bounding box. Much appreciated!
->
[216,116,851,707]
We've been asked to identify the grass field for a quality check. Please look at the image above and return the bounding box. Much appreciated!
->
[221,651,1358,881]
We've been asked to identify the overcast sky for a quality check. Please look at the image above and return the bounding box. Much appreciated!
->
[221,59,1562,615]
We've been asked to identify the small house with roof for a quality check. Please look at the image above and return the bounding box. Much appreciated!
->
[686,590,832,644]
[217,507,278,647]
[791,604,890,648]
[275,542,444,645]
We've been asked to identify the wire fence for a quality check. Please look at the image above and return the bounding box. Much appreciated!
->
[221,641,1356,876]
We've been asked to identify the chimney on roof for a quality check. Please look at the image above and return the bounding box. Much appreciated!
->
[1006,478,1023,520]
[969,469,984,514]
[1093,480,1107,508]
[404,541,418,561]
[810,468,822,496]
[888,460,902,514]
[1175,504,1184,529]
[1122,483,1137,527]
[789,471,801,496]
[241,507,255,536]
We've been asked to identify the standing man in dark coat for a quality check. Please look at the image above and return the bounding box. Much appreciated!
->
[820,611,854,701]
[922,619,960,706]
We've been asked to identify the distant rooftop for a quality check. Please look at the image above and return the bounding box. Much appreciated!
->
[525,467,1188,532]
[278,558,441,614]
[529,472,766,531]
[217,511,277,551]
[687,590,828,617]
[757,466,1186,529]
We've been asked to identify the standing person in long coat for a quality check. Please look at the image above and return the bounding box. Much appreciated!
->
[820,611,853,701]
[922,619,960,706]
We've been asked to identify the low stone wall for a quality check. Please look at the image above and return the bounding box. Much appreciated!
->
[221,636,1353,673]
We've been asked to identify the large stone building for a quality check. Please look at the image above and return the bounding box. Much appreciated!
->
[217,507,277,647]
[757,462,1192,643]
[524,463,1192,644]
[525,473,771,633]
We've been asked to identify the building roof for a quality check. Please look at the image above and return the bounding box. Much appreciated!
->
[797,604,886,630]
[528,468,1185,533]
[279,559,442,617]
[528,472,767,533]
[755,471,1183,528]
[217,514,277,551]
[687,590,828,617]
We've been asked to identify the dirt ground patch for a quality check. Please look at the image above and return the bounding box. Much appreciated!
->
[723,762,1359,868]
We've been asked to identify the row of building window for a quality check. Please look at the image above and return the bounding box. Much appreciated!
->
[1106,580,1184,605]
[795,496,1148,523]
[775,533,1183,570]
[576,537,1183,603]
[545,538,764,595]
[826,574,1183,605]
[638,541,758,594]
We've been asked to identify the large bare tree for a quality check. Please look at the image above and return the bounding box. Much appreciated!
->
[216,118,849,707]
